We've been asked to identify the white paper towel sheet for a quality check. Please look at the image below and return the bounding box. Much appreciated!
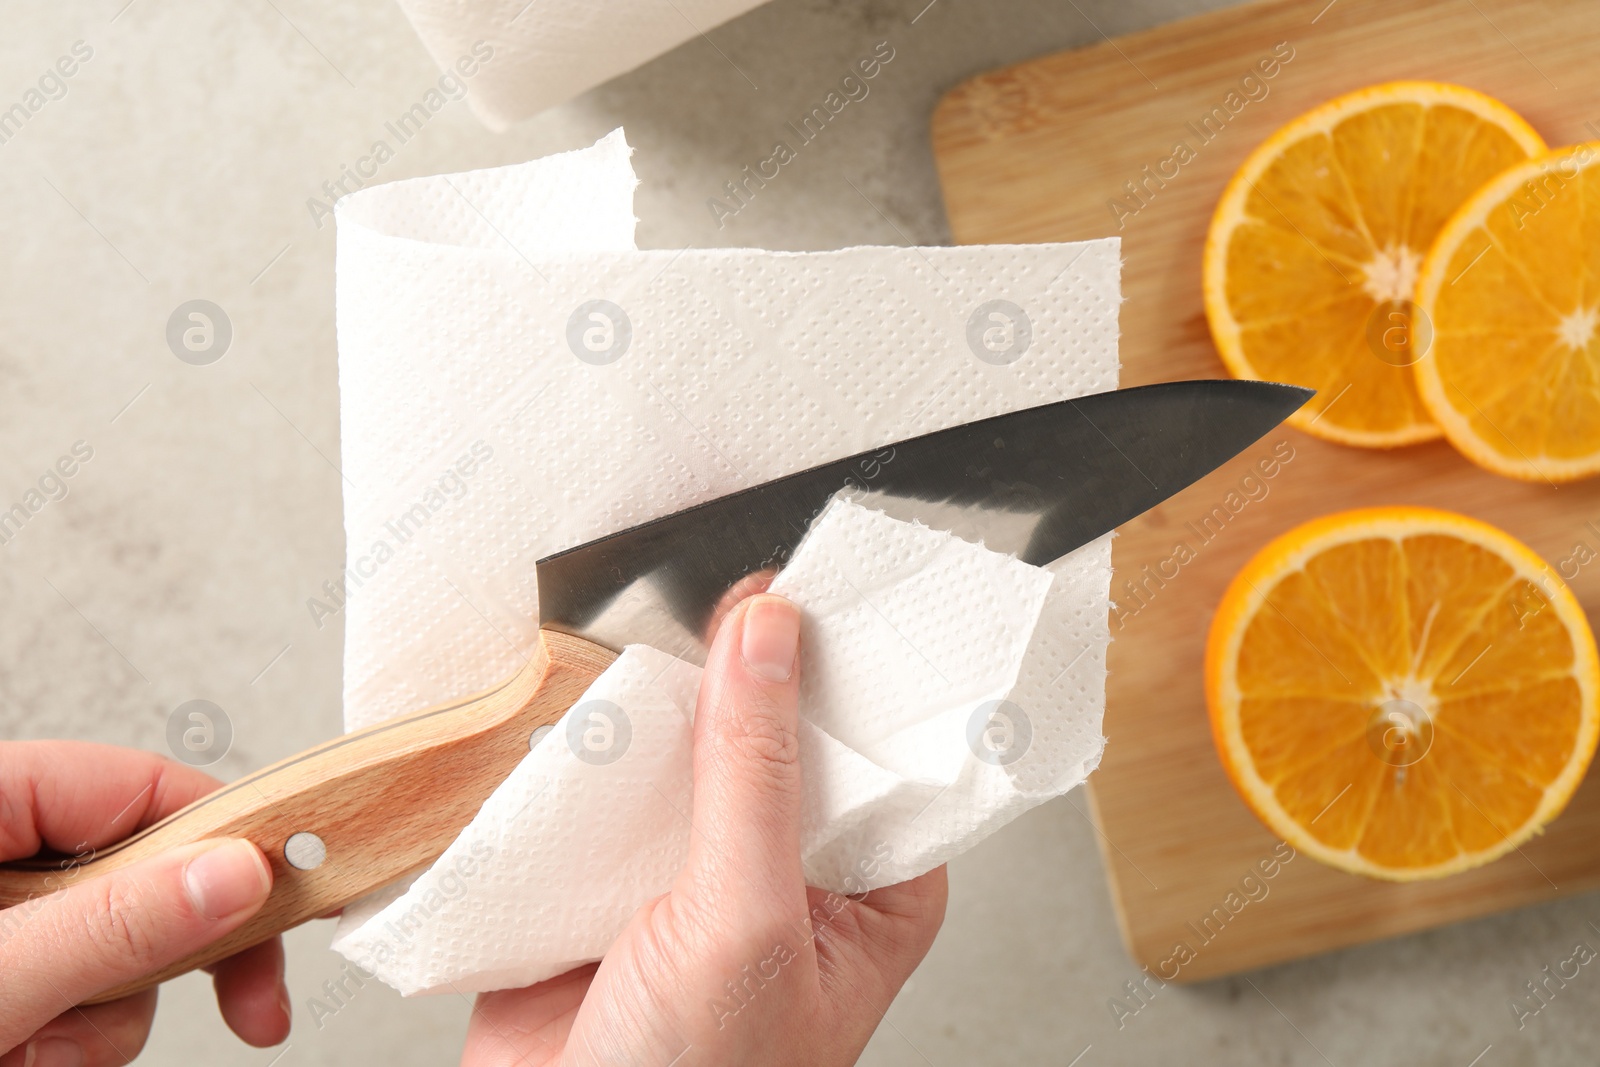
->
[330,129,1119,993]
[333,498,1078,995]
[396,0,770,129]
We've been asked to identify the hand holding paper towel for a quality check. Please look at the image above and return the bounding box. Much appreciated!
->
[331,130,1118,994]
[335,498,1071,993]
[448,586,947,1067]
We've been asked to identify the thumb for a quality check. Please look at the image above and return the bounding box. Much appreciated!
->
[682,594,806,925]
[0,838,271,1038]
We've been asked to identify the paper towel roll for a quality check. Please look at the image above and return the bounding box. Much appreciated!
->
[395,0,771,128]
[329,129,1120,993]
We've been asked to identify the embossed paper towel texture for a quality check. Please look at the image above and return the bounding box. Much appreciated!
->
[331,129,1119,992]
[334,498,1091,995]
[395,0,771,128]
[335,129,1119,735]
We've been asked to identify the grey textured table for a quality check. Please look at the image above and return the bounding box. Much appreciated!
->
[2,1,1597,1064]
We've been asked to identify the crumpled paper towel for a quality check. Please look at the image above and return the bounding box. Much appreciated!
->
[329,128,1119,993]
[395,0,770,129]
[332,497,1070,994]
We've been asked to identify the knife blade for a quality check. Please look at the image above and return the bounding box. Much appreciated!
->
[2,377,1309,1005]
[538,379,1312,662]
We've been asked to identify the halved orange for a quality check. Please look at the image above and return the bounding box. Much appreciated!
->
[1207,507,1599,881]
[1414,142,1600,482]
[1204,82,1545,448]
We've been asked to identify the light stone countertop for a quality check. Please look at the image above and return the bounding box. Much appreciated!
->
[2,1,1597,1064]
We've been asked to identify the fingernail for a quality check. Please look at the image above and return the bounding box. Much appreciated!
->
[741,595,800,682]
[24,1039,82,1067]
[279,984,294,1028]
[184,840,270,920]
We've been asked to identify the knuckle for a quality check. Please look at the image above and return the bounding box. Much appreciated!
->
[633,897,696,976]
[80,878,165,971]
[629,897,718,1005]
[713,692,800,779]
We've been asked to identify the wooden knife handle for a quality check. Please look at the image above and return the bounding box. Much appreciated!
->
[0,629,615,1006]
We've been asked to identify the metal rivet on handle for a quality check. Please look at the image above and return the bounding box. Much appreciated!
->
[284,832,327,871]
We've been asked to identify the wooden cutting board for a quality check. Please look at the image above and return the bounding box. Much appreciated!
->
[933,0,1600,981]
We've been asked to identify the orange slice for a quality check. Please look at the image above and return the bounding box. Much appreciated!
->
[1414,142,1600,482]
[1207,507,1599,881]
[1204,82,1545,448]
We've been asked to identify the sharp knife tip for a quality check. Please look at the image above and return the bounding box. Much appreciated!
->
[1257,380,1316,410]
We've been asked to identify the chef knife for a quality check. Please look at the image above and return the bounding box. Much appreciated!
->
[0,378,1310,1002]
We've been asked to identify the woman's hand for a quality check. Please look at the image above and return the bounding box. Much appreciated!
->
[0,742,291,1066]
[461,593,948,1067]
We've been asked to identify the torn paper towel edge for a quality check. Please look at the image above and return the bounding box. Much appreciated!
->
[395,0,770,129]
[333,126,640,254]
[334,499,1106,996]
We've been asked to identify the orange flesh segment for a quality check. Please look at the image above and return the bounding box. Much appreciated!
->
[1217,509,1597,879]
